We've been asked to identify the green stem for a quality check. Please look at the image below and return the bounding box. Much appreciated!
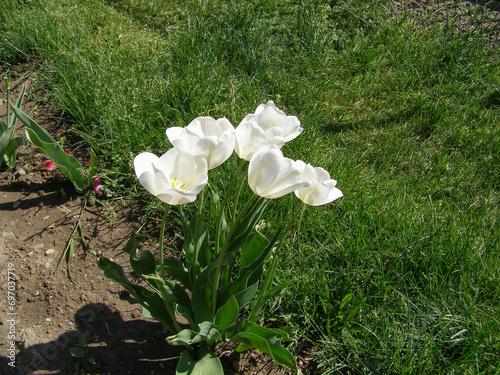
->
[191,188,205,283]
[211,193,259,319]
[214,159,247,256]
[159,203,170,280]
[248,201,307,323]
[231,162,248,225]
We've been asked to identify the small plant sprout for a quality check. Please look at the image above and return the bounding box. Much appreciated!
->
[97,102,343,374]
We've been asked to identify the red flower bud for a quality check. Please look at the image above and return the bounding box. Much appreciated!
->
[92,177,103,196]
[36,160,57,172]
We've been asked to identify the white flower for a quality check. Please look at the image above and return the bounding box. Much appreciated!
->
[248,146,311,199]
[134,149,208,205]
[235,101,303,160]
[294,161,343,206]
[166,117,235,169]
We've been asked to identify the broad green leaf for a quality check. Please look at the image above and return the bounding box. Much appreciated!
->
[10,103,57,144]
[176,348,223,375]
[97,255,178,333]
[141,273,192,311]
[69,347,85,358]
[230,319,297,371]
[163,258,192,291]
[77,332,88,347]
[214,295,238,331]
[233,281,259,309]
[25,128,86,192]
[0,127,16,156]
[10,104,87,192]
[240,232,268,270]
[130,249,156,277]
[123,233,147,255]
[217,229,280,308]
[225,197,270,253]
[175,304,196,329]
[168,321,221,347]
[4,137,28,168]
[191,263,215,323]
[184,220,211,269]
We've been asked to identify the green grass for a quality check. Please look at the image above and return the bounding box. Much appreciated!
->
[1,0,499,373]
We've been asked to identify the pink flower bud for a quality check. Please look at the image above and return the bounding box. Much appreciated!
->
[36,160,57,172]
[92,177,103,196]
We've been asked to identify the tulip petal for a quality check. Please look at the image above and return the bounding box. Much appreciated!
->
[134,149,208,205]
[294,162,343,206]
[235,101,303,160]
[248,147,311,199]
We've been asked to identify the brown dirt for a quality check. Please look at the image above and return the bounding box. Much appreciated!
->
[0,68,316,375]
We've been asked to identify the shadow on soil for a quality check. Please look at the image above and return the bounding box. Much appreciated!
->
[1,302,184,375]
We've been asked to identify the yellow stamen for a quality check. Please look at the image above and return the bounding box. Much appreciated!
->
[170,177,186,190]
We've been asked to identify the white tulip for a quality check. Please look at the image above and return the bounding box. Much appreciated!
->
[235,101,303,160]
[294,161,343,206]
[166,116,235,169]
[248,146,311,199]
[134,149,208,205]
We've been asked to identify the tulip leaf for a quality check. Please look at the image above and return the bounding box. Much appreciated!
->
[10,104,87,193]
[233,281,259,310]
[123,232,147,256]
[86,148,98,185]
[214,295,238,331]
[168,321,221,347]
[191,263,216,324]
[25,128,87,193]
[184,220,211,269]
[141,273,192,314]
[130,249,157,277]
[229,319,296,371]
[226,197,270,253]
[240,232,268,270]
[10,103,56,144]
[4,137,28,168]
[176,348,223,375]
[9,86,25,129]
[163,258,192,291]
[217,227,280,309]
[0,127,16,156]
[97,255,179,333]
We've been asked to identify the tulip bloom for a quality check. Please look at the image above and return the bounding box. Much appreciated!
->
[166,117,235,169]
[294,161,343,206]
[248,147,311,199]
[134,149,208,205]
[235,101,303,161]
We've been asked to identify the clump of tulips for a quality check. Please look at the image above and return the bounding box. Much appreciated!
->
[97,101,342,374]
